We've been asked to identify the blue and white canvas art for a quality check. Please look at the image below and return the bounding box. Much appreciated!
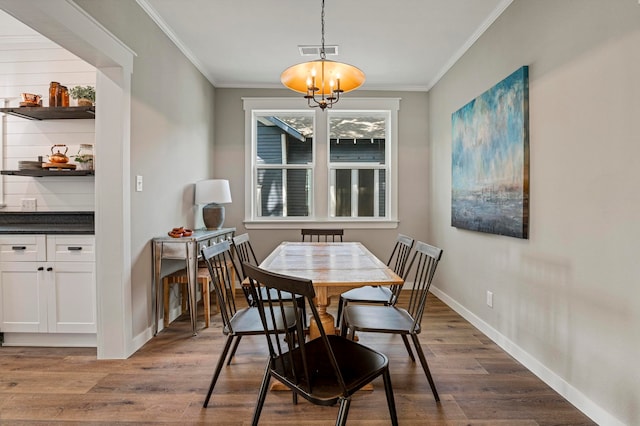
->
[451,66,529,239]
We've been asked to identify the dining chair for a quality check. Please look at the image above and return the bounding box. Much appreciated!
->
[301,228,344,242]
[335,234,415,329]
[340,241,443,402]
[162,267,214,328]
[231,233,307,327]
[201,240,297,408]
[243,263,398,426]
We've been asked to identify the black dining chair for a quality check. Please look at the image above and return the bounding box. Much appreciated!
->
[201,240,297,408]
[335,234,415,329]
[244,262,398,426]
[340,241,443,402]
[301,228,344,242]
[231,233,307,327]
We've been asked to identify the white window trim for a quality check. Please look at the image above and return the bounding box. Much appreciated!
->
[0,98,7,208]
[243,97,400,230]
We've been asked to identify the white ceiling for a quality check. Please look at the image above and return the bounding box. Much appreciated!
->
[139,0,512,91]
[1,1,512,92]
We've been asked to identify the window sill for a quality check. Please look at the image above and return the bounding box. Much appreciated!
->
[243,219,399,230]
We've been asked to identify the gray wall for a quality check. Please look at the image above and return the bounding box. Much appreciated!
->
[428,1,640,424]
[75,0,216,337]
[213,88,429,262]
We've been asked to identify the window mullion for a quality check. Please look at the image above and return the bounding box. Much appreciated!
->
[351,169,358,218]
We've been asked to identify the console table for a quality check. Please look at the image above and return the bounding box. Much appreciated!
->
[152,227,235,335]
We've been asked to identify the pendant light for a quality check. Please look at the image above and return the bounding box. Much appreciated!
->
[281,0,365,110]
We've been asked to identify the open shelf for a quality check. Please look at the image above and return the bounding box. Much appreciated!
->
[0,106,95,120]
[1,169,94,177]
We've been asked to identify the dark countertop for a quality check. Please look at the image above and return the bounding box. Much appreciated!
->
[0,211,94,234]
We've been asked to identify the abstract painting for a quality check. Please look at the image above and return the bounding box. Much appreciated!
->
[451,66,529,239]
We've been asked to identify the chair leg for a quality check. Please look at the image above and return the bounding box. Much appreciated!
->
[296,296,307,328]
[340,318,349,338]
[382,368,398,426]
[348,326,357,341]
[410,333,439,402]
[203,335,234,407]
[226,335,243,365]
[335,296,345,331]
[336,397,351,426]
[201,277,210,328]
[401,334,415,362]
[163,278,170,328]
[251,360,272,426]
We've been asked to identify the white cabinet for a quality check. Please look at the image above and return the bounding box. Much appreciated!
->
[0,235,96,335]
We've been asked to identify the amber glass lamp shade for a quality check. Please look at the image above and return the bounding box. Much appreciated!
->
[281,59,365,95]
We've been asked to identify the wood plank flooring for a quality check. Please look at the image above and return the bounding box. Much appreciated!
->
[0,293,595,425]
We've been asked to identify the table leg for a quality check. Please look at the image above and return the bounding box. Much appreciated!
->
[152,241,162,335]
[308,287,337,340]
[186,241,198,336]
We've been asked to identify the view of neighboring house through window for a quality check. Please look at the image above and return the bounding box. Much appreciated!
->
[329,112,388,218]
[245,98,399,226]
[255,113,314,217]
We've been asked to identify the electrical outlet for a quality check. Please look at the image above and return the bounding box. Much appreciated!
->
[21,198,37,211]
[136,175,143,192]
[486,291,494,308]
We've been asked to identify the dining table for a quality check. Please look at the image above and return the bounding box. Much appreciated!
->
[259,241,403,339]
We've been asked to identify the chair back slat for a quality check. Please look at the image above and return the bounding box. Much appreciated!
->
[403,241,443,331]
[243,263,348,396]
[231,233,259,276]
[231,233,262,304]
[301,228,344,242]
[386,234,415,304]
[201,240,240,333]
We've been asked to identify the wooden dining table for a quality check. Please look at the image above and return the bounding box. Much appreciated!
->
[259,241,403,339]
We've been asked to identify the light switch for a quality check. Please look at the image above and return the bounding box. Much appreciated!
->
[136,175,143,192]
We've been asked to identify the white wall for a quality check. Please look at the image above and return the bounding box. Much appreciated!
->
[73,0,216,340]
[428,1,640,424]
[0,11,95,212]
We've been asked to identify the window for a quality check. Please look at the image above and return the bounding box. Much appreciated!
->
[244,98,399,228]
[329,111,389,218]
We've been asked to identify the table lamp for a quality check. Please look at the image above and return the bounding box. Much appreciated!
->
[195,179,232,229]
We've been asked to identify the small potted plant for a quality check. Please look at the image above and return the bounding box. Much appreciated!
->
[69,85,96,106]
[74,144,94,170]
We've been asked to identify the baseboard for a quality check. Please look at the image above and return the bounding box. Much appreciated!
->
[2,332,96,347]
[130,326,154,355]
[429,285,624,426]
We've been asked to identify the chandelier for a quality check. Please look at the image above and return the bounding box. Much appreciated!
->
[280,0,365,110]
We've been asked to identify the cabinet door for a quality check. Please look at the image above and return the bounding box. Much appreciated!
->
[47,262,96,333]
[0,262,48,332]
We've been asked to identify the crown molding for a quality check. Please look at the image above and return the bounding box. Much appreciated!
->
[136,0,218,86]
[426,0,514,90]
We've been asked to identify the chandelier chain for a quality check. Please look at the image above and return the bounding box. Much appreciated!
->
[280,0,364,110]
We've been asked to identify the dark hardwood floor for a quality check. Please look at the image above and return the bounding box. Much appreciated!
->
[0,293,595,425]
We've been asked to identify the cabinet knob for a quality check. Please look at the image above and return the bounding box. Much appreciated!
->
[37,266,44,271]
[47,267,53,271]
[67,247,83,251]
[12,246,27,251]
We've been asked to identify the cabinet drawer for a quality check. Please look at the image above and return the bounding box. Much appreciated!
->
[47,236,95,262]
[0,235,46,262]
